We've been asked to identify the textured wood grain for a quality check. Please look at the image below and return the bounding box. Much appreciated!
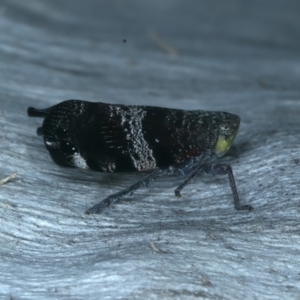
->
[1,0,300,299]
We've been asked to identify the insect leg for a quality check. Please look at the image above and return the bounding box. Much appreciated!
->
[85,168,167,214]
[202,163,253,211]
[174,162,206,197]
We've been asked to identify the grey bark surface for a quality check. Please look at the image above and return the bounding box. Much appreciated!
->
[0,0,300,299]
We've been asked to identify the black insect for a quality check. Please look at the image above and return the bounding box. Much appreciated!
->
[27,100,253,214]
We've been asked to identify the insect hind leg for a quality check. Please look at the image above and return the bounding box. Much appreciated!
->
[175,162,253,211]
[85,168,168,214]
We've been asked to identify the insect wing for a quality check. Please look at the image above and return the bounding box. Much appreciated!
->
[140,107,219,168]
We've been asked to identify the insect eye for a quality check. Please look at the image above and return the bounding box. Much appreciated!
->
[221,125,229,131]
[60,141,78,155]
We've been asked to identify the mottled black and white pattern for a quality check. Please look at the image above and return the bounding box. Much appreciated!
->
[28,99,252,213]
[111,105,157,171]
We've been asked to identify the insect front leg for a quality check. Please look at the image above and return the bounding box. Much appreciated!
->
[174,162,206,197]
[202,163,253,211]
[175,162,253,211]
[85,168,168,214]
